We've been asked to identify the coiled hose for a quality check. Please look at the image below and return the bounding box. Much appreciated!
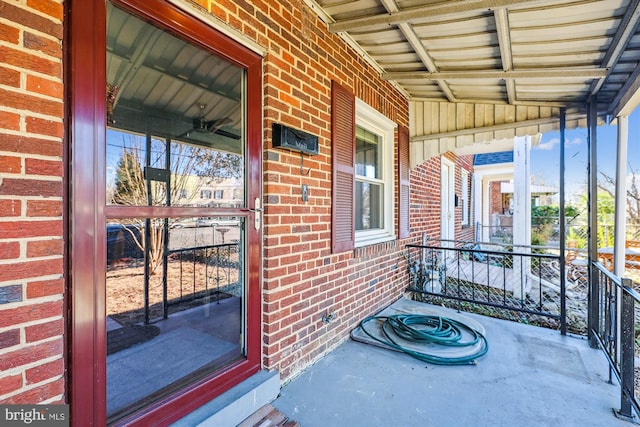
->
[359,314,488,365]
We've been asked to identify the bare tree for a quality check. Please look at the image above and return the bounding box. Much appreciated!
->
[110,135,208,272]
[599,165,640,240]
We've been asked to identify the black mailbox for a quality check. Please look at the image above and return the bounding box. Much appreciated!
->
[272,123,318,155]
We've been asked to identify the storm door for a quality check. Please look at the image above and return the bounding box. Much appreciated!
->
[68,1,263,425]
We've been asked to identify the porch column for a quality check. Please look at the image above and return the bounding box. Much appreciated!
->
[512,135,532,299]
[614,115,629,276]
[474,173,484,241]
[588,99,599,348]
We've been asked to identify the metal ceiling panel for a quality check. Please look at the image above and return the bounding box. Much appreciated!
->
[307,0,640,162]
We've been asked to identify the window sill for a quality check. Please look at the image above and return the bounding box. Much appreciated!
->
[355,232,396,249]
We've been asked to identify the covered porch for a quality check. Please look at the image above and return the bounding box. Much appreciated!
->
[272,298,626,427]
[283,0,640,425]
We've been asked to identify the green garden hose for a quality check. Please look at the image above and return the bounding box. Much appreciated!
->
[359,314,488,365]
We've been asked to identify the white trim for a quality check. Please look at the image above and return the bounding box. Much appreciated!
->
[354,99,396,247]
[461,169,469,226]
[167,0,266,56]
[441,157,455,243]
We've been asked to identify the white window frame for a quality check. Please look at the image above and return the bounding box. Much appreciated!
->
[355,98,396,247]
[461,169,469,226]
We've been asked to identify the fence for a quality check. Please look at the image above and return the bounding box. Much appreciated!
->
[406,240,590,334]
[591,261,639,422]
[149,241,241,322]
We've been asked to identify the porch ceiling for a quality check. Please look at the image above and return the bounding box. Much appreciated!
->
[307,0,640,165]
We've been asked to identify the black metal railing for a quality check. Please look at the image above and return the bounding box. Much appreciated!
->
[591,261,639,422]
[148,242,240,322]
[405,240,591,334]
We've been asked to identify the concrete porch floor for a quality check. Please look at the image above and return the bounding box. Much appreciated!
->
[272,301,632,427]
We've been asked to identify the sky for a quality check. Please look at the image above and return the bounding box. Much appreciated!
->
[530,106,640,204]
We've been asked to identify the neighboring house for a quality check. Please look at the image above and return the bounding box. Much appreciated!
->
[1,1,638,427]
[410,153,475,244]
[473,150,558,244]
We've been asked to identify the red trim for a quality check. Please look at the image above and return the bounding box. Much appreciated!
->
[67,0,107,425]
[67,1,263,425]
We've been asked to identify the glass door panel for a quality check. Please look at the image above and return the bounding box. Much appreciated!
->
[105,2,250,422]
[106,217,245,420]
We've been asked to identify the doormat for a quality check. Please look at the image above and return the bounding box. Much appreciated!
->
[107,324,160,355]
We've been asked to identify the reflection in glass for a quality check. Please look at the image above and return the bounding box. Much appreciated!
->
[106,1,245,207]
[355,126,380,179]
[355,182,382,231]
[106,217,244,420]
[106,130,245,207]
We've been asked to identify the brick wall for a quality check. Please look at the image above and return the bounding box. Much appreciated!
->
[490,181,503,216]
[455,154,475,242]
[0,0,65,404]
[200,0,410,380]
[410,153,475,243]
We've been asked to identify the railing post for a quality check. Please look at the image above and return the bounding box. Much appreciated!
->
[617,278,636,421]
[587,99,599,348]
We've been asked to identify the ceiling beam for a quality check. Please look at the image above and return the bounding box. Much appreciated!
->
[609,62,640,117]
[494,8,516,104]
[380,0,457,102]
[383,68,609,81]
[589,0,640,97]
[329,0,560,33]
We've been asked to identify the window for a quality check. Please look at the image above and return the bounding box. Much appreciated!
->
[331,81,403,253]
[354,99,395,246]
[214,189,224,199]
[461,170,470,226]
[201,189,212,199]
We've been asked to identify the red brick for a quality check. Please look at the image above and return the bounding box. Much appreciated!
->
[0,156,21,173]
[0,220,62,240]
[0,66,20,87]
[0,200,21,217]
[25,358,63,385]
[0,111,20,131]
[0,21,19,44]
[24,31,61,58]
[0,329,20,350]
[0,87,63,118]
[27,239,63,257]
[0,338,62,371]
[25,158,62,177]
[9,295,59,325]
[0,134,62,157]
[0,1,63,40]
[0,241,20,260]
[26,278,63,299]
[0,374,23,396]
[0,258,62,283]
[26,75,63,98]
[26,0,64,20]
[3,377,64,404]
[25,318,63,343]
[0,178,62,197]
[26,200,60,217]
[25,116,63,138]
[0,46,61,77]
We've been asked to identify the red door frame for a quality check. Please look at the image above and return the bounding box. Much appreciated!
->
[66,1,263,425]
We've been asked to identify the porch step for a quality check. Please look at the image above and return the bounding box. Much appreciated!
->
[170,370,280,427]
[237,404,299,427]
